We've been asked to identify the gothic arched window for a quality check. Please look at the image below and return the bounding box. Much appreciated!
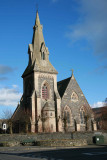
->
[71,91,78,101]
[42,84,49,99]
[80,107,85,124]
[41,52,45,60]
[67,112,70,124]
[63,106,71,124]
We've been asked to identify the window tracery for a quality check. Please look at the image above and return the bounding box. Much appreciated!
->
[42,83,49,100]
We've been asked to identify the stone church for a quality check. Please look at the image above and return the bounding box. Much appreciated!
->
[12,11,97,133]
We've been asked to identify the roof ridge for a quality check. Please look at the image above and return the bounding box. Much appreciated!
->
[57,77,71,98]
[57,77,71,84]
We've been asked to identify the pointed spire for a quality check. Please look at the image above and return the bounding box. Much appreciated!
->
[22,10,58,77]
[31,10,45,64]
[71,69,75,79]
[35,10,40,26]
[72,69,74,76]
[32,10,44,48]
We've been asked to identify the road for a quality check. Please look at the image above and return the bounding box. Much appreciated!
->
[0,145,107,160]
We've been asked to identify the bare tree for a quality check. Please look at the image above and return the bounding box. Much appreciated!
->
[93,99,107,131]
[1,108,13,120]
[100,106,107,130]
[0,108,13,134]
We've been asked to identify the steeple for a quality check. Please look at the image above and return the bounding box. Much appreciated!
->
[35,11,40,26]
[22,11,58,78]
[31,11,45,64]
[32,11,44,44]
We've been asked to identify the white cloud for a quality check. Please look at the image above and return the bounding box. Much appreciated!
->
[91,101,106,108]
[0,65,14,74]
[12,84,18,88]
[67,0,107,59]
[0,77,8,81]
[0,86,22,107]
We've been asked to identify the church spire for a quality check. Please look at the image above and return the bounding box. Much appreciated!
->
[22,10,58,78]
[32,11,44,45]
[35,10,40,26]
[30,11,45,64]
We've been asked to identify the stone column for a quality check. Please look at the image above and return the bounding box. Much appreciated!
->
[38,119,43,132]
[57,118,62,132]
[77,124,80,131]
[57,99,63,132]
[31,122,35,133]
[37,97,42,132]
[93,122,97,131]
[31,92,35,133]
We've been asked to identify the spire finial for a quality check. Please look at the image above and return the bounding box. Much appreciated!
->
[72,69,74,75]
[71,69,74,76]
[35,7,40,26]
[36,3,38,12]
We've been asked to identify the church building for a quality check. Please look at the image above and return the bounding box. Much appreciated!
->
[12,11,97,133]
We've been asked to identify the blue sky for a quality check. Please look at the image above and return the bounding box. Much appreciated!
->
[0,0,107,118]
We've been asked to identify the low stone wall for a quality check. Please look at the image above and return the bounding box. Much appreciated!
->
[0,141,20,147]
[0,131,107,146]
[35,139,87,147]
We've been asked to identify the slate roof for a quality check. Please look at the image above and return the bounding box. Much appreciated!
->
[57,77,71,98]
[22,61,58,78]
[43,102,55,111]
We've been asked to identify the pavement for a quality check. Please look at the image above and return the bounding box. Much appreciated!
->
[0,145,107,160]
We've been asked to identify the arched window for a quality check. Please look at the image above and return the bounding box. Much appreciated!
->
[80,107,85,124]
[67,112,70,124]
[41,52,45,60]
[63,106,71,124]
[42,84,49,99]
[71,92,78,101]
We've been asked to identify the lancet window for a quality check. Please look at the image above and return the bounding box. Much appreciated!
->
[41,52,45,60]
[63,106,71,124]
[80,107,85,124]
[42,83,49,99]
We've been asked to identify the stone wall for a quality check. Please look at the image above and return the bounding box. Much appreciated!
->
[0,131,107,145]
[35,139,87,147]
[61,76,93,132]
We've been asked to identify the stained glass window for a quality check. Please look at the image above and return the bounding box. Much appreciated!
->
[42,84,49,99]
